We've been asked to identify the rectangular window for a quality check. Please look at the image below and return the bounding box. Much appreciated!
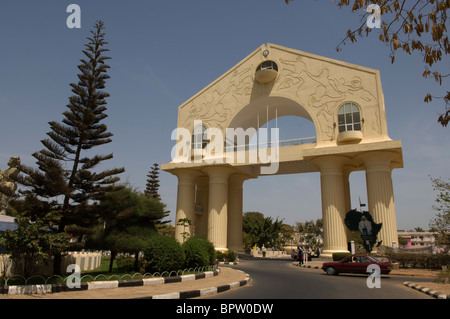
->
[338,114,345,126]
[346,113,353,124]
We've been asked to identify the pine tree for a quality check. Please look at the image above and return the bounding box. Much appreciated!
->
[16,21,124,273]
[145,163,160,200]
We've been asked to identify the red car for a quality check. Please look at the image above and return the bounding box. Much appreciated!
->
[322,255,392,276]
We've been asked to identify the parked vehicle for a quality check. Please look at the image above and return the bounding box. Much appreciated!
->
[321,255,392,276]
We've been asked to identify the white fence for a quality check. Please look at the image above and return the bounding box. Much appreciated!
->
[0,252,102,277]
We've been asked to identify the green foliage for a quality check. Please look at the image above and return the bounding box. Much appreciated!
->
[435,266,450,284]
[429,177,450,253]
[215,250,237,262]
[89,187,166,253]
[143,234,185,273]
[12,22,124,275]
[242,212,284,250]
[182,236,215,269]
[145,163,160,200]
[332,252,351,261]
[115,256,137,273]
[177,218,192,243]
[295,219,324,249]
[0,216,70,277]
[385,251,450,269]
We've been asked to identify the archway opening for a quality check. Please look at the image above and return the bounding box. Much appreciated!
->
[241,115,320,245]
[227,96,318,151]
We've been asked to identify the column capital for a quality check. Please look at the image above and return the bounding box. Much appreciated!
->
[309,155,352,176]
[202,165,236,179]
[355,151,398,166]
[355,151,398,173]
[172,168,202,180]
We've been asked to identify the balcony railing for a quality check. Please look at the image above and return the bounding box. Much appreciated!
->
[224,137,317,152]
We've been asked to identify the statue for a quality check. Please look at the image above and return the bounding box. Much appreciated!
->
[0,157,20,215]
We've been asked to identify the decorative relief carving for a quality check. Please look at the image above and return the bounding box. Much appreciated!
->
[276,56,381,139]
[181,66,254,131]
[179,50,382,140]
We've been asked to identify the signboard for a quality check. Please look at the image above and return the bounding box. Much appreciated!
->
[345,209,382,253]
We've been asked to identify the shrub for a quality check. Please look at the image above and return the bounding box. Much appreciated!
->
[116,256,135,272]
[215,250,237,262]
[435,266,450,284]
[143,234,185,273]
[215,251,224,262]
[385,251,450,269]
[332,252,351,261]
[182,236,215,269]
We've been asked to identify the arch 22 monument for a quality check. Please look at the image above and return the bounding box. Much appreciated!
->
[162,43,403,257]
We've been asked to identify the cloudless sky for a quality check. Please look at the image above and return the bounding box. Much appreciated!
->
[0,1,448,231]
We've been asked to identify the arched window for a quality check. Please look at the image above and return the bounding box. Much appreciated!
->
[256,60,278,72]
[192,125,207,150]
[338,103,361,133]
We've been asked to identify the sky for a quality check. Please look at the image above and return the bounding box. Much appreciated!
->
[0,1,448,231]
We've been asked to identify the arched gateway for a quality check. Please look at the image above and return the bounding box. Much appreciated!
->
[162,44,403,257]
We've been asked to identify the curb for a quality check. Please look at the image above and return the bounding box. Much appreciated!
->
[148,270,251,299]
[1,270,220,296]
[403,282,449,300]
[295,262,321,270]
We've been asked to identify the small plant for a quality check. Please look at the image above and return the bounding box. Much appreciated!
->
[215,250,237,262]
[177,218,192,243]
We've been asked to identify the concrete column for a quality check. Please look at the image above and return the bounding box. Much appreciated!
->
[312,156,351,257]
[194,175,209,239]
[174,169,199,243]
[343,170,353,243]
[203,166,235,251]
[361,152,398,248]
[227,174,248,252]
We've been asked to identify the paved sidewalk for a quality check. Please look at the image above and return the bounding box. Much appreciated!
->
[0,267,250,299]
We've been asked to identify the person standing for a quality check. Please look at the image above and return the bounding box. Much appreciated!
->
[297,246,303,265]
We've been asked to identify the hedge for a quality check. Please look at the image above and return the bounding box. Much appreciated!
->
[143,234,185,273]
[182,236,215,269]
[332,253,351,261]
[332,251,450,269]
[385,252,450,269]
[216,250,237,262]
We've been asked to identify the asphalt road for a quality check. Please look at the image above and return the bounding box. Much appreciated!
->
[204,259,434,300]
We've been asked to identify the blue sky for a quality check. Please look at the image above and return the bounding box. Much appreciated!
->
[0,1,448,231]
